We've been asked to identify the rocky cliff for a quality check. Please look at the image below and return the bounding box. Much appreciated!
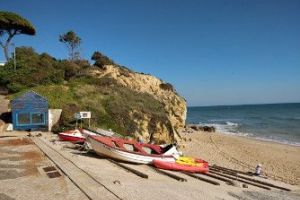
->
[89,65,187,143]
[2,47,186,143]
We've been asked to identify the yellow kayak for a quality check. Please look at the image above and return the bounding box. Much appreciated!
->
[176,156,205,167]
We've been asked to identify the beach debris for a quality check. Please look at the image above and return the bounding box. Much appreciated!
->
[6,124,13,131]
[231,180,241,187]
[242,183,248,188]
[62,143,86,151]
[27,131,42,137]
[255,164,262,176]
[62,143,77,149]
[113,180,121,185]
[49,138,56,143]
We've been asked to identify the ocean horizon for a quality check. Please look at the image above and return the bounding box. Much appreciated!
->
[187,103,300,147]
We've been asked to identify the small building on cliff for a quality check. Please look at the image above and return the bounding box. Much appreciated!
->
[11,91,49,131]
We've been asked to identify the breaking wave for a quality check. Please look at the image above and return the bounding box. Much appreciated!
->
[197,121,250,137]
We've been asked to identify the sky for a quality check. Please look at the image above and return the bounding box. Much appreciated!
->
[1,0,300,106]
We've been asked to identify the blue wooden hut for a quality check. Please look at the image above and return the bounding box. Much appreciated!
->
[11,91,48,131]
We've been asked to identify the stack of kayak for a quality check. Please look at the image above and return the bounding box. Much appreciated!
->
[153,156,209,173]
[58,128,209,173]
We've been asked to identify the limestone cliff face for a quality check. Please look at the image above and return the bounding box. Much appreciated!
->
[90,65,187,143]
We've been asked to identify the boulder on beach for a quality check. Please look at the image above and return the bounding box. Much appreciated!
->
[188,124,216,132]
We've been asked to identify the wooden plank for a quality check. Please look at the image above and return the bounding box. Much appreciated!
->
[209,171,271,190]
[202,173,235,185]
[209,167,238,176]
[182,172,220,185]
[210,165,253,176]
[150,166,187,182]
[211,170,291,191]
[108,159,148,179]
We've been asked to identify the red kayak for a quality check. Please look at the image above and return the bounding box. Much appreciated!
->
[58,129,86,143]
[153,157,209,173]
[58,128,115,143]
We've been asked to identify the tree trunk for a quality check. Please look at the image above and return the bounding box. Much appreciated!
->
[0,31,15,62]
[3,45,9,62]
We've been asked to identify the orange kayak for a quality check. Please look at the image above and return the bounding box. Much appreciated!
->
[153,157,209,173]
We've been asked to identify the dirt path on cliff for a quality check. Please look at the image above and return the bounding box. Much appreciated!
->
[0,95,9,133]
[0,95,9,114]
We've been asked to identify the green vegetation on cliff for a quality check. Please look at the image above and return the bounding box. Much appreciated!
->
[0,11,185,143]
[1,47,171,138]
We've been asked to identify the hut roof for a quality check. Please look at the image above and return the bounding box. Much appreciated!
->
[12,91,47,103]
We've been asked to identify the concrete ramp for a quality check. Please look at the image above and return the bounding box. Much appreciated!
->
[33,138,120,200]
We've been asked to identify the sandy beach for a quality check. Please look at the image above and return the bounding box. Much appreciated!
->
[0,129,299,200]
[179,129,300,185]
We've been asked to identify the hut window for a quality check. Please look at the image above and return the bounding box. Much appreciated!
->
[32,113,44,124]
[18,113,30,125]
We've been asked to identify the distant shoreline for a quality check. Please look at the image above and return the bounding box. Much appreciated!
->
[186,103,300,147]
[188,102,300,108]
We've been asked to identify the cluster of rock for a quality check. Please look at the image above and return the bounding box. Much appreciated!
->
[186,124,216,132]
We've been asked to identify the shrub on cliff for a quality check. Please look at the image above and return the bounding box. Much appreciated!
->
[91,51,115,68]
[159,83,174,92]
[0,47,91,92]
[0,47,65,92]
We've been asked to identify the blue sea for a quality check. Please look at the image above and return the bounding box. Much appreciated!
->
[187,103,300,146]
